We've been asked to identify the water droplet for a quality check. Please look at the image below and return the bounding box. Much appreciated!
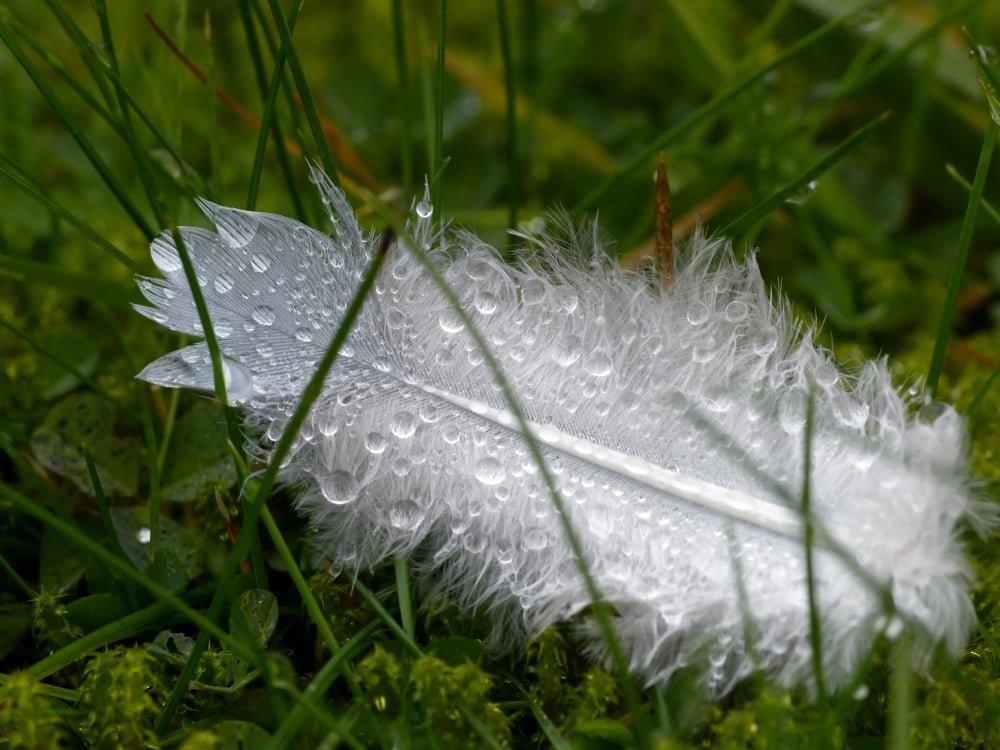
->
[753,328,778,356]
[463,533,488,553]
[474,292,498,315]
[136,526,151,544]
[252,305,276,326]
[419,404,442,423]
[583,348,613,377]
[292,225,313,252]
[415,175,433,218]
[321,470,359,505]
[439,309,465,334]
[222,358,254,403]
[214,211,258,247]
[686,302,711,325]
[852,8,882,33]
[523,528,551,551]
[778,392,806,435]
[385,306,407,329]
[521,278,546,305]
[213,273,234,294]
[294,327,314,343]
[724,300,749,322]
[814,362,839,389]
[976,44,999,66]
[391,457,411,477]
[555,334,582,367]
[214,322,233,339]
[250,252,271,273]
[786,180,819,205]
[389,499,425,531]
[390,411,417,439]
[365,432,387,454]
[151,238,182,272]
[691,338,717,363]
[474,457,506,486]
[316,411,338,437]
[560,293,579,314]
[181,348,203,364]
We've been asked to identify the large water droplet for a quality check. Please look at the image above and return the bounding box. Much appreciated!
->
[555,334,582,367]
[778,392,807,435]
[365,432,387,454]
[439,309,465,334]
[151,238,182,273]
[389,499,426,531]
[316,411,338,437]
[321,470,359,505]
[390,411,417,439]
[214,321,233,339]
[523,528,551,551]
[250,252,271,273]
[474,292,498,315]
[686,302,710,325]
[474,457,506,486]
[294,327,314,343]
[583,348,613,377]
[213,273,234,294]
[222,358,254,403]
[415,175,433,218]
[463,534,488,554]
[252,305,276,326]
[724,300,749,322]
[521,278,546,305]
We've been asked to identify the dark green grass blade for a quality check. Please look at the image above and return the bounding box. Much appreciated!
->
[392,0,414,200]
[246,0,302,211]
[238,0,307,219]
[0,318,136,420]
[434,0,448,227]
[0,155,142,273]
[0,550,38,599]
[572,11,852,213]
[0,19,154,239]
[945,164,1000,227]
[926,123,998,394]
[264,0,338,184]
[84,449,140,611]
[801,393,829,731]
[265,619,382,749]
[496,0,518,237]
[720,111,890,238]
[93,0,166,229]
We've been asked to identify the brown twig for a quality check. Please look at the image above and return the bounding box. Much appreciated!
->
[654,153,674,288]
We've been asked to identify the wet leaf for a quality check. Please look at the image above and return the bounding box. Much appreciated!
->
[161,408,238,503]
[110,506,203,583]
[229,589,278,650]
[30,392,141,497]
[39,522,89,594]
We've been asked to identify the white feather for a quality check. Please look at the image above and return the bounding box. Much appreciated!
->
[135,168,981,696]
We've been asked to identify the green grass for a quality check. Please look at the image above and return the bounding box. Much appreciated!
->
[2,1,1000,747]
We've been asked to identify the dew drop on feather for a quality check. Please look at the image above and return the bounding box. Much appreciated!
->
[252,305,276,326]
[474,457,506,486]
[214,273,234,293]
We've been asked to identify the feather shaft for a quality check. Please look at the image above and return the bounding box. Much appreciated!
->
[418,382,808,540]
